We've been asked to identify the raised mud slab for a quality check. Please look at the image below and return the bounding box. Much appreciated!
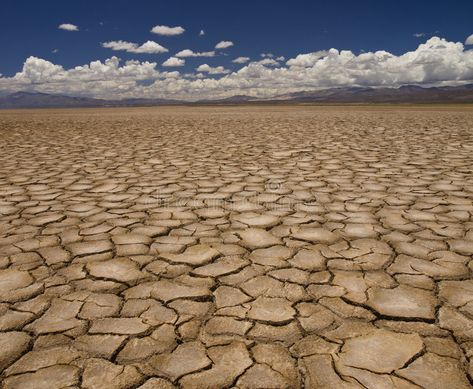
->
[0,105,473,388]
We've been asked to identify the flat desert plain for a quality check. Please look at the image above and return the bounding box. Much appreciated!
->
[1,105,473,389]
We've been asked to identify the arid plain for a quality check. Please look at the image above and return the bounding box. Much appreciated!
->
[1,106,473,389]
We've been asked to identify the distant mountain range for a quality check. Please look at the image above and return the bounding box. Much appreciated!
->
[1,84,473,109]
[271,84,473,103]
[0,91,181,109]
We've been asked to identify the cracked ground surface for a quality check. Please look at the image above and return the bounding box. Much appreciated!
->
[0,105,473,388]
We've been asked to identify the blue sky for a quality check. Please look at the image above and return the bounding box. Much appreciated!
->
[0,0,472,99]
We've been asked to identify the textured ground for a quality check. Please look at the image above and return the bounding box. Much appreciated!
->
[1,105,473,389]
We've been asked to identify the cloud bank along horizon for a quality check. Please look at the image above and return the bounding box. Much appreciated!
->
[1,32,473,100]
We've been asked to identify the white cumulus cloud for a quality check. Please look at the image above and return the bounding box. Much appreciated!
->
[286,51,329,67]
[175,49,215,58]
[162,57,185,67]
[256,58,280,66]
[466,34,473,45]
[232,57,250,64]
[102,40,168,54]
[199,30,205,36]
[196,64,229,74]
[215,41,233,49]
[58,23,78,31]
[151,25,185,36]
[2,36,473,101]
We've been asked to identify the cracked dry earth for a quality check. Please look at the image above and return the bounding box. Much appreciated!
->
[1,105,473,389]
